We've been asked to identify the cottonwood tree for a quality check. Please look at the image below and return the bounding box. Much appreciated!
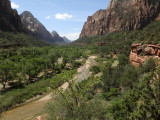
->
[0,62,14,89]
[45,77,109,120]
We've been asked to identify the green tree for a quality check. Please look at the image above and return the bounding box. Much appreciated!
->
[45,77,108,120]
[0,62,14,89]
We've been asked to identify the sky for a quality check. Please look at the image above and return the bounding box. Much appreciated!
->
[10,0,110,41]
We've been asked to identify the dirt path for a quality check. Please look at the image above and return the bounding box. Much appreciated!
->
[0,56,97,120]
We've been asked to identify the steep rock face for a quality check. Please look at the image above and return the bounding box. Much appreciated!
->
[80,0,160,38]
[0,0,25,32]
[130,44,160,67]
[20,11,54,43]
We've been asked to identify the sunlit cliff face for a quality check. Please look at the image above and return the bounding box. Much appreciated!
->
[80,0,160,38]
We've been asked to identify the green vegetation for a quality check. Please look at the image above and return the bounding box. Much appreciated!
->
[90,65,101,74]
[0,69,76,113]
[45,77,110,120]
[0,46,85,89]
[0,46,86,113]
[0,31,49,48]
[1,20,160,120]
[44,21,160,120]
[72,21,160,56]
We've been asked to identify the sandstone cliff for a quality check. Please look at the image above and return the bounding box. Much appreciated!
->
[80,0,160,38]
[0,0,25,32]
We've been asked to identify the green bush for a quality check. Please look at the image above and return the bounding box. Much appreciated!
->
[102,88,119,100]
[90,65,101,74]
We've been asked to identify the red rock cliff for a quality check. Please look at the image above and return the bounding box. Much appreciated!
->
[80,0,160,38]
[0,0,25,32]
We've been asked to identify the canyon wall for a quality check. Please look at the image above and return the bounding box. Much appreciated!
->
[80,0,160,38]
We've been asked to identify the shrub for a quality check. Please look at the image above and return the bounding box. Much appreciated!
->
[90,65,101,74]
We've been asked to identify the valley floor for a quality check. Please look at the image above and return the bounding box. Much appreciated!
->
[0,55,97,120]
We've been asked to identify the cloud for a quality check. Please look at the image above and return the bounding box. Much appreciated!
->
[60,32,80,41]
[11,2,19,9]
[55,13,72,20]
[45,16,51,19]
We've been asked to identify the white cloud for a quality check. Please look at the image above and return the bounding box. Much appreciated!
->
[60,32,80,41]
[45,16,51,19]
[11,2,19,9]
[55,13,72,20]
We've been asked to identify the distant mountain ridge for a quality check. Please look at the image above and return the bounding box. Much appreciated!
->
[21,11,70,45]
[0,0,25,32]
[62,36,71,44]
[51,31,71,44]
[80,0,160,38]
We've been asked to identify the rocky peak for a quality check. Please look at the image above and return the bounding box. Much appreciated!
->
[0,0,25,32]
[20,11,53,43]
[51,30,68,44]
[51,30,59,37]
[21,11,70,45]
[80,0,160,38]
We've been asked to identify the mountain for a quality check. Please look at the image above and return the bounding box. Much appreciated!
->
[0,0,48,48]
[62,36,71,44]
[51,30,71,44]
[80,0,160,38]
[20,11,54,43]
[0,0,25,32]
[51,30,64,43]
[21,11,70,45]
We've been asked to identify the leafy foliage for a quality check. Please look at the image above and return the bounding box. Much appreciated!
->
[45,77,109,120]
[0,31,49,48]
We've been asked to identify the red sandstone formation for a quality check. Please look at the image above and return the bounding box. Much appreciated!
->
[130,44,160,67]
[80,0,160,38]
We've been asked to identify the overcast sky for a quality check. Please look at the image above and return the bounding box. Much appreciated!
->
[10,0,109,41]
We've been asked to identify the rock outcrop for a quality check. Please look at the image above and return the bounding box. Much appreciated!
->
[0,0,25,32]
[130,44,160,67]
[80,0,160,38]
